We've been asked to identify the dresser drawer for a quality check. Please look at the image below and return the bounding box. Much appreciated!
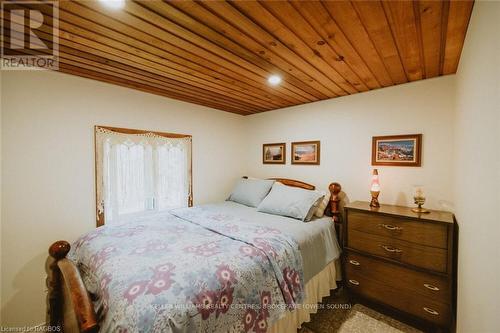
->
[346,271,451,326]
[348,229,448,273]
[347,210,448,249]
[345,252,450,303]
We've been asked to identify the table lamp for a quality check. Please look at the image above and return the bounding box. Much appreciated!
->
[370,169,380,208]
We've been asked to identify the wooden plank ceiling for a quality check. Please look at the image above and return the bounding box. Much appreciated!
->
[10,0,474,115]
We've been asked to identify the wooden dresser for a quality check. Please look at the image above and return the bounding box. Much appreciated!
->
[344,201,457,332]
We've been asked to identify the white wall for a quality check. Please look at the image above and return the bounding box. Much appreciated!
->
[2,2,499,328]
[0,71,246,326]
[244,76,456,211]
[453,1,500,332]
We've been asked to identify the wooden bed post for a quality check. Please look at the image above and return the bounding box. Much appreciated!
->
[328,182,343,243]
[47,241,99,333]
[48,241,71,328]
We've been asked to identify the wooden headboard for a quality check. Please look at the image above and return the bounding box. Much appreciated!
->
[268,177,315,190]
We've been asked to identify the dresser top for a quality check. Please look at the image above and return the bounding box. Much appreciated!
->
[345,201,455,224]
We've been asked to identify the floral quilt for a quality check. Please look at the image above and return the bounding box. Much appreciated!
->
[68,205,305,333]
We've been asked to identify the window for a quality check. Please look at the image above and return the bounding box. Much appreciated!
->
[95,126,192,226]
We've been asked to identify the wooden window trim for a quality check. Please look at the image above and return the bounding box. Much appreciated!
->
[94,125,193,227]
[96,125,192,138]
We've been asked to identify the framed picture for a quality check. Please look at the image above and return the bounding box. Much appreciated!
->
[291,141,320,165]
[263,143,286,164]
[372,134,422,167]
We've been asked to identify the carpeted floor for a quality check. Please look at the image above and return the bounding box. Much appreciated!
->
[297,288,423,333]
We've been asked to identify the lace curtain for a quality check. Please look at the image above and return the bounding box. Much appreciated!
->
[95,127,192,225]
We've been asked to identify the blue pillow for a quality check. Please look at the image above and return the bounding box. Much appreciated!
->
[257,183,325,221]
[227,179,275,207]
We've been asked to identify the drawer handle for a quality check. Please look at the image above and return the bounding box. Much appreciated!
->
[424,283,440,291]
[349,260,360,266]
[423,307,440,316]
[380,245,403,253]
[378,223,403,231]
[348,279,360,286]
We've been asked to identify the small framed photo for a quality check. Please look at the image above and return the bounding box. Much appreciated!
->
[263,143,286,164]
[291,141,320,165]
[372,134,422,167]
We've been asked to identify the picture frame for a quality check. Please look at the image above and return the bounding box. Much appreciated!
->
[372,134,422,167]
[262,143,286,164]
[291,141,320,165]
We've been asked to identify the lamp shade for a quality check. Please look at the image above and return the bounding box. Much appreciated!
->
[371,169,380,192]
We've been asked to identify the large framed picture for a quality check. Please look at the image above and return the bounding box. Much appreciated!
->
[291,141,320,165]
[372,134,422,167]
[263,143,286,164]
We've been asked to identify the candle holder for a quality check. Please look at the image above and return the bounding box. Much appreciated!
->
[411,186,430,214]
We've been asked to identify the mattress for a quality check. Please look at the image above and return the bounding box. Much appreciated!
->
[198,201,342,282]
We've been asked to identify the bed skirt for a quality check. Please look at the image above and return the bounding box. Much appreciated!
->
[268,259,340,333]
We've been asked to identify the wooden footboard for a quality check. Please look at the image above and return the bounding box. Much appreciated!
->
[47,241,98,333]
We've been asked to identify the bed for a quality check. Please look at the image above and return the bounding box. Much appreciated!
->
[47,178,343,333]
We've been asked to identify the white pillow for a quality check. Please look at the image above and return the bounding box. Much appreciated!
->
[227,179,275,207]
[257,183,324,221]
[314,190,331,218]
[305,195,325,221]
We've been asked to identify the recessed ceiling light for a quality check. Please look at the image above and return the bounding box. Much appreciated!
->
[99,0,125,10]
[267,75,282,86]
